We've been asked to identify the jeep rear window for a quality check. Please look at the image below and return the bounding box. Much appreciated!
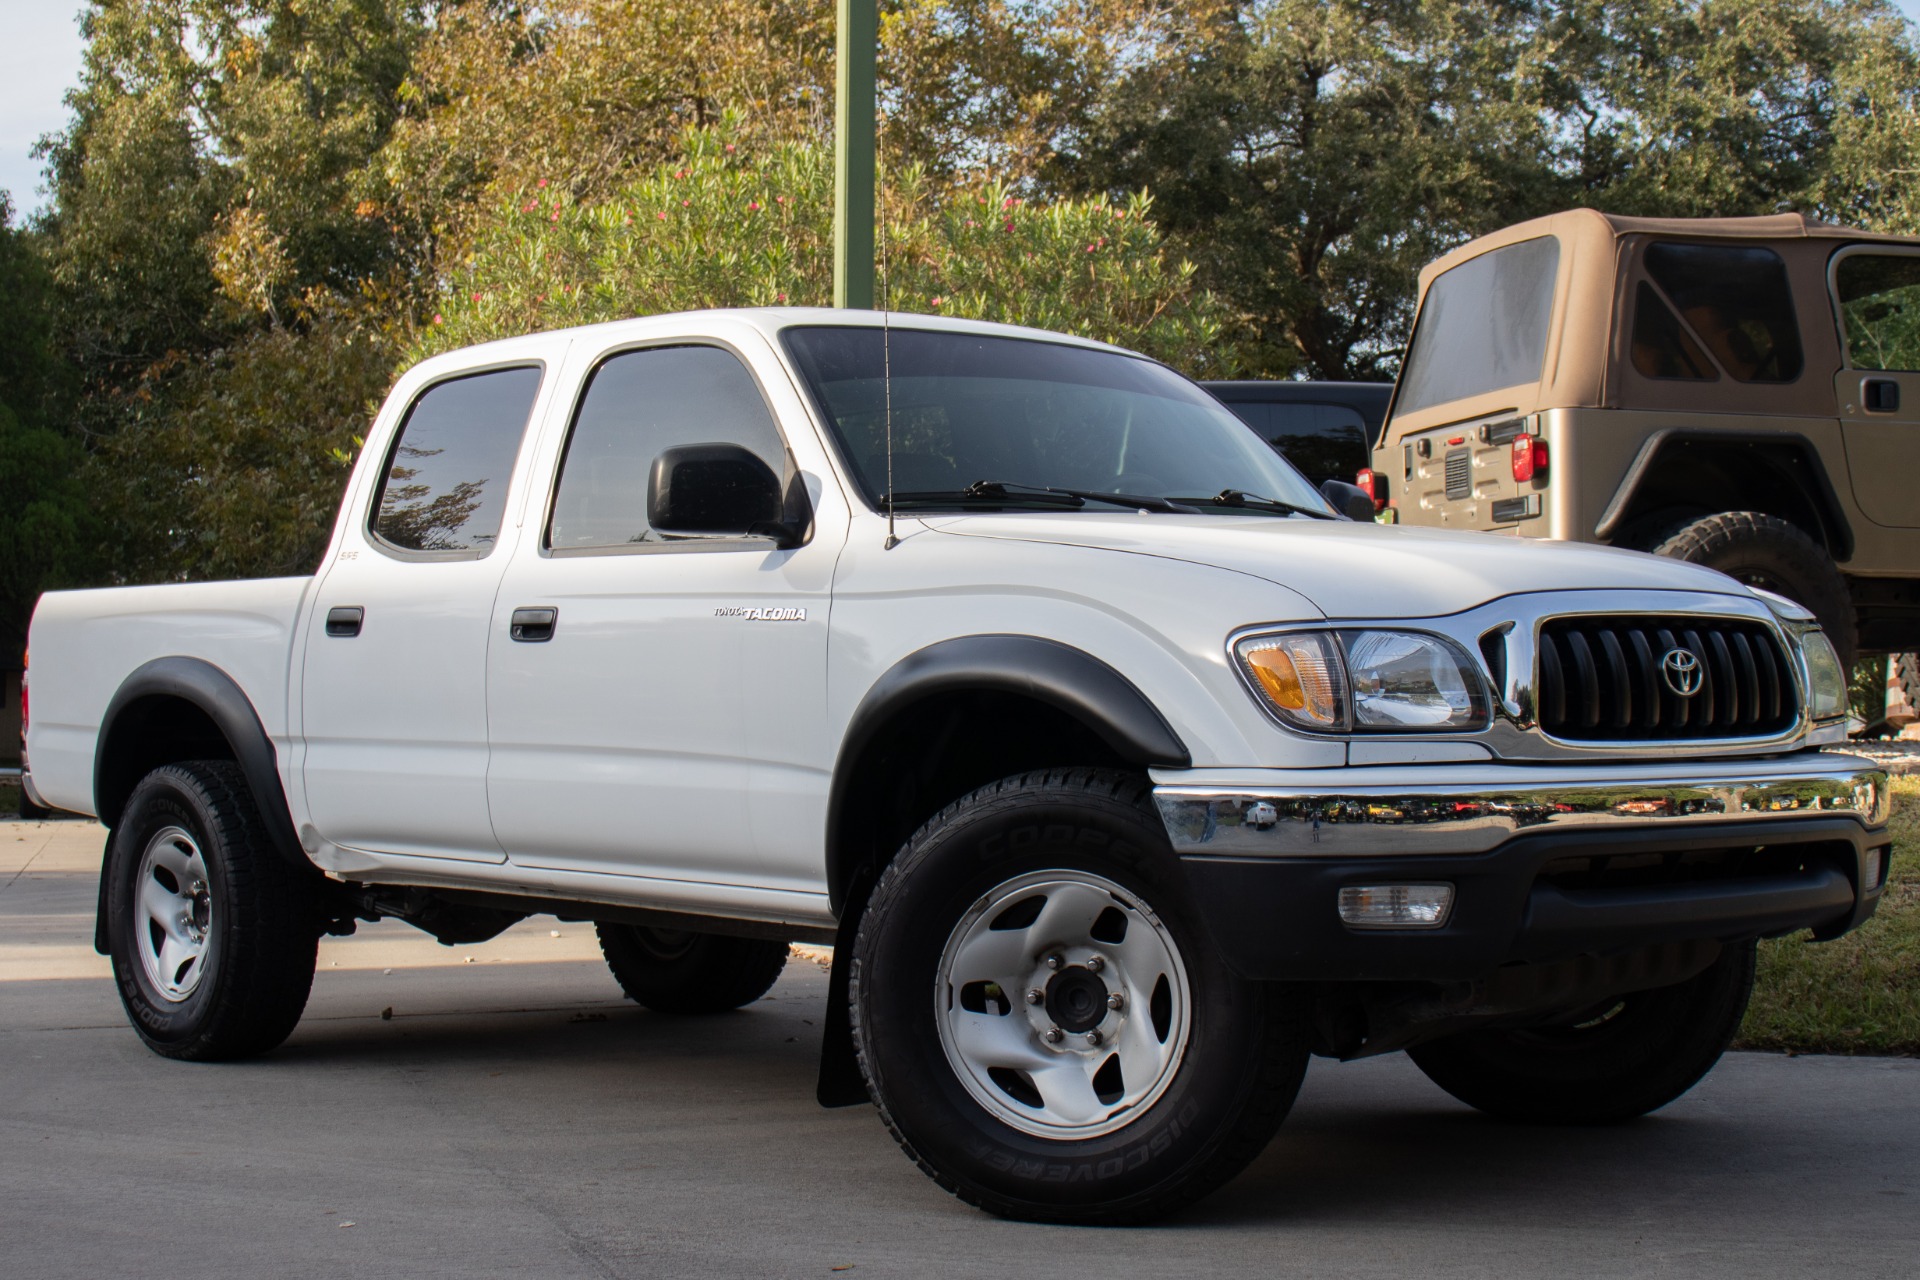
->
[1395,236,1559,416]
[1836,253,1920,372]
[1640,242,1803,383]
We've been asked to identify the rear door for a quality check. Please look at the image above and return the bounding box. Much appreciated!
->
[301,360,553,862]
[1830,245,1920,528]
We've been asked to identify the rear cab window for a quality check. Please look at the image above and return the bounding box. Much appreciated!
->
[1630,243,1804,383]
[369,365,545,558]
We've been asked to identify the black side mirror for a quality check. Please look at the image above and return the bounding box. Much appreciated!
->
[649,443,806,546]
[1320,479,1375,523]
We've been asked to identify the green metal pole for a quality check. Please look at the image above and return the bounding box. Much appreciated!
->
[833,0,877,310]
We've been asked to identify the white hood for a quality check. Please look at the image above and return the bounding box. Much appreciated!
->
[920,513,1750,620]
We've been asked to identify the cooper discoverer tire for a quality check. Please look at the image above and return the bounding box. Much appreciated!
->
[1646,512,1856,665]
[105,760,319,1061]
[1407,939,1756,1125]
[850,768,1309,1224]
[596,924,788,1013]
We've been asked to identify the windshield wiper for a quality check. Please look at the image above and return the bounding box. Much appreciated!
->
[965,480,1201,514]
[1175,489,1335,520]
[882,487,1085,510]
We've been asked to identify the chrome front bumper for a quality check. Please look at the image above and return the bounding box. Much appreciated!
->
[1153,752,1890,860]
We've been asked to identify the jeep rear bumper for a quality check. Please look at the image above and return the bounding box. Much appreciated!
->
[1153,753,1890,982]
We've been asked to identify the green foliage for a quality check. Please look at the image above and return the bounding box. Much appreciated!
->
[86,290,407,584]
[0,402,87,659]
[417,129,1233,372]
[1741,777,1920,1054]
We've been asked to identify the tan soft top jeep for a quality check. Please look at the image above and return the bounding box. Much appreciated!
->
[1369,209,1920,663]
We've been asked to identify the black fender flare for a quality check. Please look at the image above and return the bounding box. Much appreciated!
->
[1592,428,1854,559]
[93,656,305,864]
[815,634,1190,1106]
[823,634,1189,916]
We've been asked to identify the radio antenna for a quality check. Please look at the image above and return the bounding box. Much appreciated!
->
[880,106,897,551]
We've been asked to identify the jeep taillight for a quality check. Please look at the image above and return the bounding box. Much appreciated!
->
[1511,436,1548,483]
[1354,468,1387,511]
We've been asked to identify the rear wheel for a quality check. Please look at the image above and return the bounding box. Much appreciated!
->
[596,924,788,1013]
[105,760,319,1060]
[1407,940,1756,1125]
[850,768,1309,1224]
[1644,512,1856,665]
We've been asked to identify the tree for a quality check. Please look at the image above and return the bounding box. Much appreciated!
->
[416,127,1232,372]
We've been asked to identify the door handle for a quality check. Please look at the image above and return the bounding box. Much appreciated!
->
[325,606,364,638]
[510,607,558,642]
[1864,378,1901,413]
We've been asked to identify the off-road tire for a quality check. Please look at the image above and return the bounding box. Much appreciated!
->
[1407,939,1756,1125]
[1897,653,1919,708]
[105,760,319,1061]
[1645,512,1857,665]
[596,924,788,1013]
[849,768,1309,1224]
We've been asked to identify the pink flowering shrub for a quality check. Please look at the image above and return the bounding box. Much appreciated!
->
[416,127,1233,373]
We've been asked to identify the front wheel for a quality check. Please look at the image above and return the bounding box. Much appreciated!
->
[1407,939,1756,1125]
[850,769,1309,1224]
[105,761,319,1060]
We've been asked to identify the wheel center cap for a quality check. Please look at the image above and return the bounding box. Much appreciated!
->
[1045,967,1109,1034]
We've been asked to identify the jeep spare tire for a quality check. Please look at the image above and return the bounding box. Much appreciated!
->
[1648,511,1857,666]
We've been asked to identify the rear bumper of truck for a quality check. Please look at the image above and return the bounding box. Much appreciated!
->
[1153,753,1891,982]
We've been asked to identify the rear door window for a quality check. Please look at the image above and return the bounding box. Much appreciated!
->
[1640,242,1803,383]
[370,365,543,556]
[1629,282,1719,381]
[1835,253,1920,372]
[1395,236,1560,415]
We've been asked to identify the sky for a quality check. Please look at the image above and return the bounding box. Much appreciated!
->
[6,0,1920,221]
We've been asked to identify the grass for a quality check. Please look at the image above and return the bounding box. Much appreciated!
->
[1738,776,1920,1056]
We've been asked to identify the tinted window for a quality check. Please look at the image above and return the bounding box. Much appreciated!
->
[782,327,1328,512]
[1643,242,1802,383]
[370,365,542,554]
[1396,236,1559,415]
[1223,401,1370,487]
[1630,281,1719,381]
[1836,253,1920,373]
[549,345,786,551]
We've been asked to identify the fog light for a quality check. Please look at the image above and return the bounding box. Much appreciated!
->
[1864,847,1888,893]
[1338,884,1455,929]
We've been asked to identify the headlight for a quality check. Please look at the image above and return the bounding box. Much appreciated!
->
[1233,629,1490,733]
[1800,629,1848,721]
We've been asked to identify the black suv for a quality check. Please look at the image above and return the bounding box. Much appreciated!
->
[1203,381,1392,490]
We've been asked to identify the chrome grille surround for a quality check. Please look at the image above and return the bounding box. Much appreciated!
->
[1230,588,1836,764]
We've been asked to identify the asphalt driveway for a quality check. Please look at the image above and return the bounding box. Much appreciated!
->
[3,817,1915,1278]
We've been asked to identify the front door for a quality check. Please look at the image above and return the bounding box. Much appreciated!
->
[485,339,842,896]
[302,362,548,862]
[1832,246,1920,529]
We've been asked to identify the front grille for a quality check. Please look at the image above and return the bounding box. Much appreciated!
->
[1444,449,1471,499]
[1536,616,1798,741]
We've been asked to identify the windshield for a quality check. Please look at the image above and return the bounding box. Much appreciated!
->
[780,326,1331,514]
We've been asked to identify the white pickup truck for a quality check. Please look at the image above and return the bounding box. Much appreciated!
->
[24,310,1892,1223]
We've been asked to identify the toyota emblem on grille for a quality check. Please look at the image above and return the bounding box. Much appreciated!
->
[1662,648,1704,697]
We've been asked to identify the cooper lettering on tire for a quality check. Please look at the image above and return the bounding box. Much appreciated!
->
[849,768,1309,1224]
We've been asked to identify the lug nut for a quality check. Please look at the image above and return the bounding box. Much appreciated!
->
[1085,1031,1102,1047]
[1045,953,1064,971]
[1086,956,1105,973]
[1107,992,1124,1011]
[1043,1027,1064,1045]
[1025,988,1045,1005]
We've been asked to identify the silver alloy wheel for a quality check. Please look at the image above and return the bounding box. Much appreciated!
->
[134,825,214,1003]
[935,869,1192,1139]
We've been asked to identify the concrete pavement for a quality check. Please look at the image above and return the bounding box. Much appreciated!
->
[3,817,1916,1278]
